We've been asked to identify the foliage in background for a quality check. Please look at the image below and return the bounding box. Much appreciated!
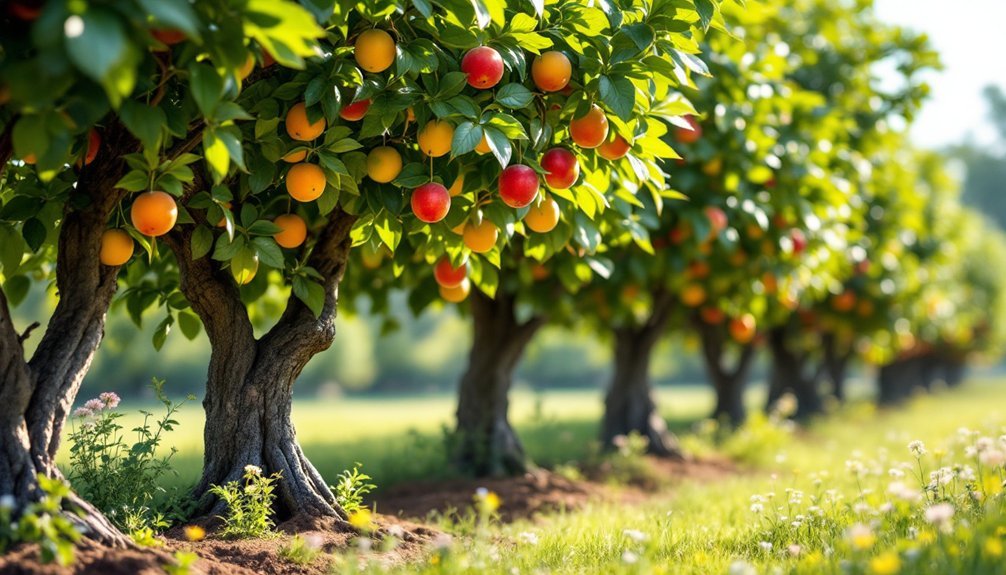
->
[0,476,80,566]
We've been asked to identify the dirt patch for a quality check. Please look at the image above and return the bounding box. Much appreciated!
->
[0,515,438,575]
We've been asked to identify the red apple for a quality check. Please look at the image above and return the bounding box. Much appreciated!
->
[675,115,702,144]
[461,46,504,89]
[498,164,540,209]
[340,99,371,121]
[791,229,807,254]
[540,148,579,190]
[434,258,467,288]
[411,183,450,223]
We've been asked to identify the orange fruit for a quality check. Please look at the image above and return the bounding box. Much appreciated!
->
[282,149,308,163]
[524,197,560,233]
[215,202,232,227]
[285,103,326,141]
[237,53,255,81]
[440,278,470,303]
[569,104,609,149]
[286,163,326,202]
[463,220,498,254]
[366,146,403,183]
[532,51,572,92]
[475,134,491,155]
[99,229,135,266]
[354,29,396,73]
[83,129,101,165]
[274,214,308,248]
[681,284,706,307]
[449,174,465,197]
[729,314,757,344]
[130,191,178,237]
[418,120,454,157]
[22,154,36,165]
[597,133,630,160]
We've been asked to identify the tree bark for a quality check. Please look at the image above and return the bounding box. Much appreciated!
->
[877,356,919,406]
[765,325,823,420]
[0,122,134,546]
[820,332,853,402]
[164,205,357,521]
[695,318,757,427]
[600,290,682,458]
[454,288,545,477]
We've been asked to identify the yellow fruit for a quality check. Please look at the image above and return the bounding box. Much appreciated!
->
[99,229,134,266]
[354,29,396,73]
[449,174,465,197]
[524,197,560,233]
[282,149,308,163]
[531,51,572,93]
[237,53,255,81]
[285,103,326,141]
[440,278,470,303]
[418,120,454,157]
[475,134,491,155]
[681,284,706,307]
[463,220,498,253]
[130,191,178,237]
[274,214,307,248]
[366,146,403,183]
[286,163,326,202]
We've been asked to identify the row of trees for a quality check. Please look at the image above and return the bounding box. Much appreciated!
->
[1,0,1004,550]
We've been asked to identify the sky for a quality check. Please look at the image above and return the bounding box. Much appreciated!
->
[873,0,1006,149]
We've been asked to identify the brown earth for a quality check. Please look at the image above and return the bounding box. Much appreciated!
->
[0,456,736,574]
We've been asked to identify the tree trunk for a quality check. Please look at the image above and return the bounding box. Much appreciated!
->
[165,206,357,521]
[0,123,134,546]
[696,318,756,427]
[454,288,545,477]
[765,325,822,420]
[877,355,924,406]
[601,291,682,457]
[820,332,853,402]
[943,356,967,387]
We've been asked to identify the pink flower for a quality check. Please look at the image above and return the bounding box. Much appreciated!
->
[99,392,120,409]
[72,407,92,418]
[83,398,104,413]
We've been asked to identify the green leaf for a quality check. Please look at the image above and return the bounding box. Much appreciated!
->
[2,275,31,307]
[21,219,47,252]
[152,315,174,351]
[177,311,202,340]
[191,226,214,260]
[138,0,201,39]
[0,225,25,275]
[189,63,224,118]
[120,101,166,151]
[484,126,512,168]
[203,130,231,183]
[244,0,324,69]
[599,76,635,122]
[374,210,402,251]
[694,0,716,30]
[292,276,326,317]
[451,122,483,157]
[65,7,138,106]
[495,83,534,109]
[252,236,285,268]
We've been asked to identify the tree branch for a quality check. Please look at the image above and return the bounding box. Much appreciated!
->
[0,114,17,180]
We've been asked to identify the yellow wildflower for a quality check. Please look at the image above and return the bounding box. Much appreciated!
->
[349,508,373,531]
[850,524,876,550]
[984,537,1003,558]
[475,488,501,514]
[184,525,206,542]
[869,551,901,575]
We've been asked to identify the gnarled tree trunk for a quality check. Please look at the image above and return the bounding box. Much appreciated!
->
[765,324,822,421]
[820,331,854,402]
[695,317,757,428]
[601,290,681,458]
[454,288,544,477]
[0,123,133,546]
[165,206,356,521]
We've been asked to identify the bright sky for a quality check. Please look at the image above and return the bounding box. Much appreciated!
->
[873,0,1006,149]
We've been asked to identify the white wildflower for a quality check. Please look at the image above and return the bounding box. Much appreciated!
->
[356,537,372,552]
[72,407,92,418]
[965,446,978,458]
[750,503,764,514]
[386,525,405,539]
[758,541,773,552]
[621,550,638,564]
[303,534,323,550]
[244,464,262,476]
[977,437,995,452]
[958,465,976,482]
[432,533,453,549]
[83,398,104,413]
[888,468,905,478]
[979,449,1005,467]
[957,427,973,439]
[98,392,120,409]
[908,440,926,457]
[728,560,757,575]
[518,532,539,545]
[924,502,954,532]
[788,544,802,557]
[879,502,894,513]
[750,494,766,503]
[623,529,647,543]
[846,459,866,477]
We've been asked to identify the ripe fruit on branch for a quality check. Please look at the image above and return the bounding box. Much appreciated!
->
[540,148,579,190]
[705,206,728,236]
[700,306,725,325]
[475,135,491,155]
[237,54,255,81]
[434,258,467,288]
[130,191,178,237]
[832,291,856,312]
[531,51,572,92]
[729,314,757,344]
[286,163,326,202]
[99,229,134,266]
[463,219,498,253]
[597,133,630,160]
[461,46,505,89]
[524,197,560,233]
[83,129,100,165]
[354,29,396,73]
[569,104,609,149]
[151,28,186,45]
[282,149,307,163]
[440,278,471,303]
[790,229,807,254]
[418,120,454,158]
[273,214,307,249]
[366,146,403,183]
[286,103,326,141]
[681,284,706,307]
[449,175,465,197]
[498,164,540,209]
[675,115,702,144]
[411,183,451,223]
[339,99,371,121]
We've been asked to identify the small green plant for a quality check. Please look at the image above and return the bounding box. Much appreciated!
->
[66,378,193,530]
[123,508,168,547]
[599,432,658,487]
[278,534,323,565]
[0,475,82,566]
[164,550,199,575]
[332,463,376,515]
[208,465,280,539]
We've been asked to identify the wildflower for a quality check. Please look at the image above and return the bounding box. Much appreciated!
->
[184,525,206,542]
[979,449,1005,468]
[869,551,901,575]
[984,537,1003,558]
[958,465,976,482]
[758,541,773,553]
[303,534,323,550]
[72,407,92,418]
[517,532,539,545]
[386,524,405,539]
[880,502,894,514]
[98,391,120,409]
[243,465,262,477]
[846,459,866,477]
[623,529,647,543]
[888,468,905,478]
[432,533,453,550]
[0,495,14,510]
[474,488,501,513]
[848,523,875,550]
[728,560,757,575]
[908,440,926,457]
[977,437,995,451]
[957,427,973,439]
[788,544,801,557]
[924,502,954,532]
[349,508,373,531]
[622,550,638,564]
[83,398,104,413]
[750,503,764,514]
